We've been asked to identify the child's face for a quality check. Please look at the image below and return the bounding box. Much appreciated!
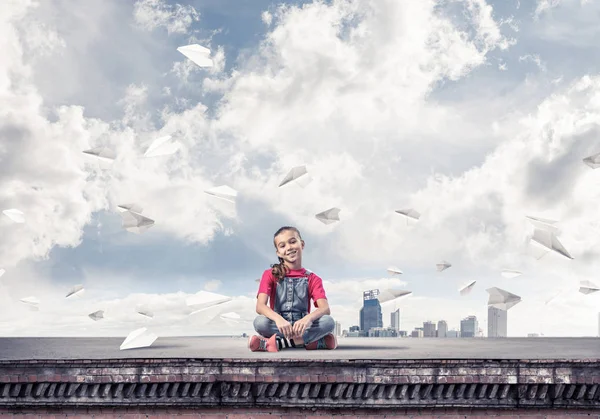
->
[274,230,304,264]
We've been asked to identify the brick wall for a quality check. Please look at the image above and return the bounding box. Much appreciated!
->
[0,406,599,418]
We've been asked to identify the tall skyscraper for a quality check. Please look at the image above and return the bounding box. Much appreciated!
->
[391,309,400,331]
[423,321,436,337]
[360,289,383,333]
[437,320,448,337]
[488,307,507,338]
[460,315,478,337]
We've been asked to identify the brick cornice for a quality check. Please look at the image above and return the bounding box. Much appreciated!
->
[0,358,599,409]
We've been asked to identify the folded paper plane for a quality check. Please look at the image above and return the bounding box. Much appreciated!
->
[177,44,213,67]
[119,210,155,234]
[501,269,522,279]
[136,306,154,319]
[387,266,403,275]
[486,287,521,310]
[204,185,237,204]
[436,261,451,272]
[395,209,420,225]
[579,280,600,295]
[315,207,341,224]
[2,209,25,224]
[119,327,158,350]
[279,165,310,188]
[143,135,180,158]
[88,310,104,321]
[459,280,476,296]
[83,147,116,162]
[20,296,40,311]
[186,291,233,314]
[65,284,85,299]
[583,152,600,169]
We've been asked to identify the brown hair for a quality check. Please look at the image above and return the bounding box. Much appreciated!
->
[271,226,303,282]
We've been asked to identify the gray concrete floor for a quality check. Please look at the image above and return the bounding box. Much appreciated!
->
[0,336,598,360]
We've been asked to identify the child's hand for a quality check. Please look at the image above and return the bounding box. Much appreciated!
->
[292,317,313,338]
[275,318,293,339]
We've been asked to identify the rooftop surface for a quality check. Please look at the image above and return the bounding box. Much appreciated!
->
[1,336,599,360]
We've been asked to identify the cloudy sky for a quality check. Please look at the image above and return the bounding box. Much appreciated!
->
[1,0,600,339]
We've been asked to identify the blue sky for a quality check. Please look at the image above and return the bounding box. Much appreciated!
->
[1,0,600,338]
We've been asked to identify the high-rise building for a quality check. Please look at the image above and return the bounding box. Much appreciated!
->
[360,290,383,333]
[335,321,342,337]
[391,309,400,331]
[437,320,448,337]
[423,321,436,337]
[460,315,478,337]
[488,307,507,338]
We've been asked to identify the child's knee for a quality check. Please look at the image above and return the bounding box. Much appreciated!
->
[253,315,272,333]
[319,315,335,332]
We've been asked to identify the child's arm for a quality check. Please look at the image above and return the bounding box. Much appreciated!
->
[305,298,330,322]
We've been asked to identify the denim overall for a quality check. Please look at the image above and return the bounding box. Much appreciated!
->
[253,270,335,344]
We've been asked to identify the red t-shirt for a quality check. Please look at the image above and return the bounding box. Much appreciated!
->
[256,268,327,313]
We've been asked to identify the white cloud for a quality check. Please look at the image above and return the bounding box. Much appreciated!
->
[133,0,200,35]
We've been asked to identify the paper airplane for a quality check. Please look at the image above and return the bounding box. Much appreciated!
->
[119,327,158,350]
[136,306,154,319]
[83,146,116,162]
[530,228,573,260]
[387,266,403,275]
[119,210,155,234]
[395,209,420,224]
[278,165,311,188]
[204,185,237,204]
[315,207,341,224]
[436,261,451,272]
[177,44,213,67]
[583,152,600,169]
[486,287,521,310]
[501,269,522,279]
[143,135,180,158]
[459,280,476,296]
[377,289,412,303]
[20,296,40,311]
[579,280,600,295]
[88,310,104,321]
[2,209,25,224]
[186,290,233,314]
[65,284,85,299]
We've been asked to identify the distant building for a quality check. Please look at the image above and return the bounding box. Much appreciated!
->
[349,325,360,332]
[368,327,398,337]
[460,316,478,338]
[335,321,342,337]
[446,329,459,338]
[360,290,383,333]
[391,309,400,331]
[527,333,540,337]
[411,329,424,338]
[488,307,507,338]
[437,320,448,338]
[423,321,436,337]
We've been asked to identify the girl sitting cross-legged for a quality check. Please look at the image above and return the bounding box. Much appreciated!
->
[248,226,338,352]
